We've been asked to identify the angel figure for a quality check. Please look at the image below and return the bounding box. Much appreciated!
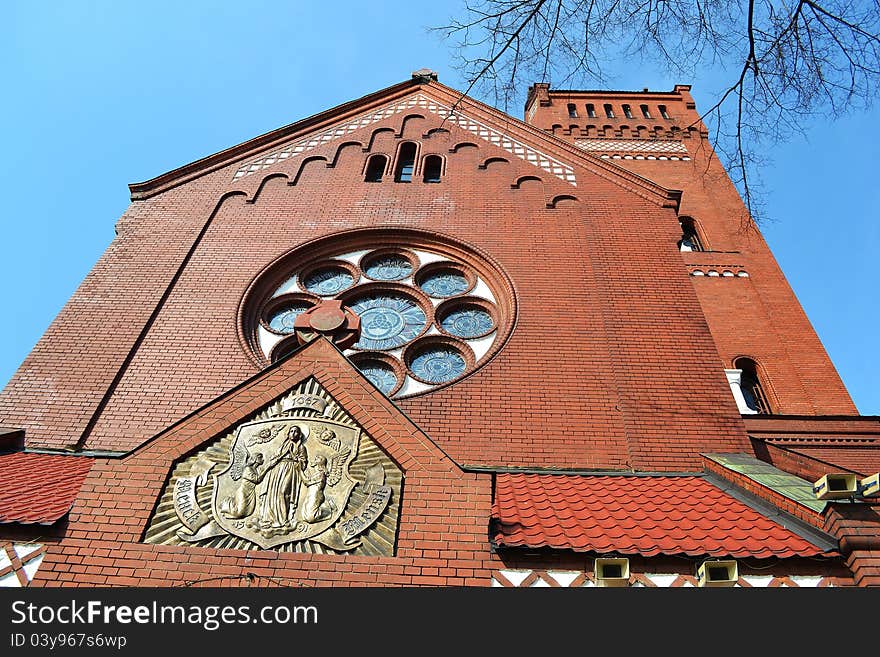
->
[300,448,350,523]
[314,426,341,452]
[218,452,266,519]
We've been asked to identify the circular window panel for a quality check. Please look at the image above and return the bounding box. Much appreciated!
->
[436,298,496,339]
[300,262,357,296]
[347,292,428,351]
[405,338,474,385]
[243,229,515,398]
[350,352,403,396]
[416,263,474,298]
[361,249,418,282]
[261,294,318,335]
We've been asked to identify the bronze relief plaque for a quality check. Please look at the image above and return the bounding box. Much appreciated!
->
[145,379,401,556]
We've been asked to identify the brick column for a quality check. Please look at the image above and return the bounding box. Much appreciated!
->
[823,502,880,586]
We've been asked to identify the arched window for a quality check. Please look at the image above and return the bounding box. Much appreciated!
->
[567,103,578,118]
[734,358,772,414]
[604,104,615,118]
[678,217,704,252]
[586,103,597,118]
[423,155,442,183]
[659,104,671,119]
[640,104,651,119]
[394,142,417,183]
[622,104,634,119]
[364,154,387,183]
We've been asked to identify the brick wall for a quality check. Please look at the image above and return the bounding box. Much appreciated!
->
[528,85,857,416]
[0,81,750,470]
[29,339,494,587]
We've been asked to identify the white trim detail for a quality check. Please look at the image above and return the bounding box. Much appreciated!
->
[21,554,44,583]
[725,368,757,414]
[0,571,21,588]
[575,139,688,154]
[493,569,836,588]
[233,94,578,186]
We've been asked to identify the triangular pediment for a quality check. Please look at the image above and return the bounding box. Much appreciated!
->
[130,78,680,208]
[138,337,463,556]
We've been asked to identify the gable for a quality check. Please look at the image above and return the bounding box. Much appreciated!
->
[130,79,680,209]
[133,336,466,556]
[231,92,578,186]
[144,375,403,555]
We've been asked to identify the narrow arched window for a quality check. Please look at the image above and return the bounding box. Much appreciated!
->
[735,358,772,414]
[567,103,578,118]
[423,155,442,183]
[394,142,417,183]
[640,104,651,119]
[622,104,634,119]
[586,103,597,118]
[659,105,671,119]
[604,104,615,118]
[678,217,704,252]
[364,154,387,183]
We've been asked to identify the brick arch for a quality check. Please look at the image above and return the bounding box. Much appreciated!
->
[450,141,478,152]
[547,194,579,209]
[327,141,365,168]
[288,156,329,186]
[364,127,395,152]
[247,173,290,205]
[395,113,427,138]
[511,175,544,190]
[479,156,510,170]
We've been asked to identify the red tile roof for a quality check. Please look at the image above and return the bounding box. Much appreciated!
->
[492,473,834,558]
[0,452,92,524]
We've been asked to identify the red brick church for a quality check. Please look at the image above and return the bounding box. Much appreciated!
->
[1,70,877,587]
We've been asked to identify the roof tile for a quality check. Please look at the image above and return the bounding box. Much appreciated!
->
[491,473,834,558]
[0,453,93,524]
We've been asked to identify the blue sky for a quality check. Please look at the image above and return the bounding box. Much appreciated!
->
[3,1,878,414]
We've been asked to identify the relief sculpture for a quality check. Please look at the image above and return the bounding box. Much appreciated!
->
[149,382,399,555]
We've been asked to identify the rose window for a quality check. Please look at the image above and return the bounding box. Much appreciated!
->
[246,231,514,399]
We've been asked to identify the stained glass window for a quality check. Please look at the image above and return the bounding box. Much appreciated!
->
[409,346,467,383]
[418,270,469,298]
[268,302,312,334]
[363,255,413,281]
[356,360,398,395]
[349,294,427,350]
[301,267,354,296]
[258,243,508,399]
[440,307,494,338]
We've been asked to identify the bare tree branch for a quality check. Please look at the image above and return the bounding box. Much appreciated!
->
[431,0,880,223]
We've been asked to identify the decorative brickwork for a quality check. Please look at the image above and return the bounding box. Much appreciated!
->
[491,569,840,587]
[235,93,578,185]
[0,76,874,586]
[0,542,45,587]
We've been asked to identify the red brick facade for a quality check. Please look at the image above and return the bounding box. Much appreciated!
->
[1,74,876,587]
